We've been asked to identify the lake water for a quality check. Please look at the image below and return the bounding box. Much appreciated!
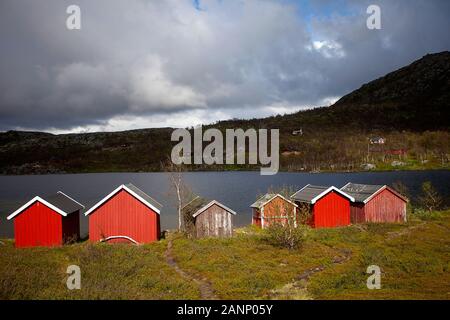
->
[0,170,449,238]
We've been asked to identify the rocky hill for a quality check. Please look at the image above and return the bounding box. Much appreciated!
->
[0,52,449,174]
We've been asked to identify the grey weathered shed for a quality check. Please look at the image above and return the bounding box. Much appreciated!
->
[183,197,236,238]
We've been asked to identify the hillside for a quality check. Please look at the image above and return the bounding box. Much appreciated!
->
[0,52,449,174]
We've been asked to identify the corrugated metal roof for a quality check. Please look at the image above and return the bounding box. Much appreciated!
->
[40,192,84,214]
[340,183,384,203]
[8,191,84,220]
[250,193,277,208]
[182,196,210,217]
[291,185,329,203]
[125,183,163,210]
[250,193,297,208]
[192,200,237,218]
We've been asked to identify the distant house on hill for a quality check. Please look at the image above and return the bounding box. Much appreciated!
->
[386,148,408,156]
[182,197,236,238]
[341,183,408,223]
[369,137,385,144]
[291,185,354,228]
[292,129,303,136]
[7,191,84,248]
[85,183,162,244]
[251,194,298,229]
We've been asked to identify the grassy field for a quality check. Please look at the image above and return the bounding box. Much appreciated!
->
[0,240,200,299]
[1,210,449,300]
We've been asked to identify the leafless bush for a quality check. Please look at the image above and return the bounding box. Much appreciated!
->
[417,181,443,212]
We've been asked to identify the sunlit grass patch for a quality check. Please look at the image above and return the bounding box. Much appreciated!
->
[171,232,339,299]
[0,240,199,300]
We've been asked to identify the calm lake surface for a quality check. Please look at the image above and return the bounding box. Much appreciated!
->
[0,171,449,238]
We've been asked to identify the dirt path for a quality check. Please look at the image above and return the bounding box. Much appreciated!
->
[386,222,426,240]
[269,248,352,300]
[165,237,218,300]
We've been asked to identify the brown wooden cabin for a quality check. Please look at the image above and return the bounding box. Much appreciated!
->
[182,197,236,238]
[250,193,298,229]
[341,183,408,223]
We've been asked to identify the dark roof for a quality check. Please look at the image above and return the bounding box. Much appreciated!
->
[251,193,277,208]
[291,184,355,204]
[340,183,385,203]
[341,183,408,203]
[124,183,163,210]
[181,197,210,217]
[291,185,329,203]
[41,192,85,214]
[250,193,297,209]
[7,191,84,220]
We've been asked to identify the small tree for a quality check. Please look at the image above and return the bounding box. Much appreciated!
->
[265,218,309,250]
[266,184,297,199]
[296,202,312,225]
[181,196,202,238]
[262,185,309,250]
[391,181,409,199]
[417,181,442,212]
[161,157,195,231]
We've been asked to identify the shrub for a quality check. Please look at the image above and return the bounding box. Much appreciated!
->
[417,181,443,212]
[297,203,313,225]
[411,208,443,221]
[265,223,310,250]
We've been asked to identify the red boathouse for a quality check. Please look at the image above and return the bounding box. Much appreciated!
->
[85,183,162,244]
[7,191,84,248]
[341,183,408,223]
[291,185,355,228]
[251,193,298,229]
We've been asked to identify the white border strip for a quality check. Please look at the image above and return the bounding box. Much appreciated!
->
[192,200,237,218]
[310,186,355,204]
[84,184,161,216]
[251,193,298,209]
[7,196,68,220]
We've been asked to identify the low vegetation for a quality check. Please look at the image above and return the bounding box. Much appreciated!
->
[0,240,199,299]
[264,223,310,250]
[1,209,448,300]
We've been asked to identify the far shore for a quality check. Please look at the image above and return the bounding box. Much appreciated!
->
[1,166,449,176]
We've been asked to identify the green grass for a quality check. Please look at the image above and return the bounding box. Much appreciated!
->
[171,210,450,300]
[0,240,200,300]
[306,215,450,299]
[170,232,338,299]
[1,211,449,300]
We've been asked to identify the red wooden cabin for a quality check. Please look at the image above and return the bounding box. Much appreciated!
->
[250,194,298,229]
[85,183,162,244]
[7,191,84,248]
[291,185,355,228]
[341,183,408,223]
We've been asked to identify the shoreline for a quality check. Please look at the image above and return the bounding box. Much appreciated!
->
[0,167,449,177]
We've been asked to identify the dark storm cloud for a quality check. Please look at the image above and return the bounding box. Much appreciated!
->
[0,0,449,132]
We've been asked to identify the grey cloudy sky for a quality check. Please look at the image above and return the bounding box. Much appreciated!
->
[0,0,449,133]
